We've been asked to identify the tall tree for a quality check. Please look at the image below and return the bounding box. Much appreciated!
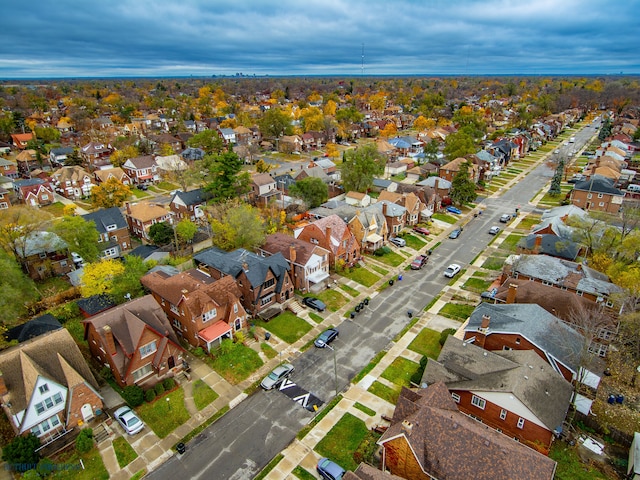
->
[148,222,174,246]
[443,131,476,161]
[51,215,100,262]
[288,177,328,208]
[0,206,53,260]
[449,161,477,205]
[187,130,225,155]
[175,218,198,246]
[341,144,387,193]
[203,150,250,202]
[257,108,292,139]
[90,178,131,208]
[208,201,266,251]
[80,259,126,297]
[0,250,39,326]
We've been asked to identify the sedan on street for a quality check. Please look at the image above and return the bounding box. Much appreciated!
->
[443,264,461,278]
[446,206,462,214]
[302,297,326,312]
[314,328,339,348]
[114,406,144,435]
[488,226,501,235]
[499,214,511,223]
[449,228,462,239]
[411,254,428,270]
[260,363,294,390]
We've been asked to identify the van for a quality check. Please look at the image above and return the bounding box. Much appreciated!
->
[628,184,640,193]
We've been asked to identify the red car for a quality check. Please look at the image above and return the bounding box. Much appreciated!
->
[413,226,430,235]
[411,254,428,270]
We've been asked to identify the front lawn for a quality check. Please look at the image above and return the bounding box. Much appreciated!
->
[192,379,219,410]
[438,303,475,321]
[42,201,66,217]
[381,357,423,388]
[211,342,264,384]
[431,213,457,224]
[481,255,507,270]
[112,436,138,468]
[516,215,541,230]
[408,328,442,359]
[157,181,179,191]
[365,251,404,268]
[462,277,492,293]
[315,289,349,312]
[499,233,524,252]
[136,388,190,438]
[340,264,381,287]
[368,380,400,404]
[339,283,360,297]
[314,413,370,472]
[50,447,109,480]
[255,311,313,343]
[403,234,427,250]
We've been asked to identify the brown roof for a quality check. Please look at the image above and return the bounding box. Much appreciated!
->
[378,382,556,480]
[260,232,330,266]
[126,155,156,169]
[0,328,99,415]
[252,172,275,186]
[127,202,169,222]
[95,167,129,183]
[52,165,92,183]
[345,463,404,480]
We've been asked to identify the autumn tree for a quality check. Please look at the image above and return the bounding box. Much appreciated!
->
[0,206,53,260]
[449,161,477,205]
[51,215,100,263]
[288,177,328,208]
[255,159,274,173]
[90,178,131,208]
[33,126,61,144]
[325,143,339,159]
[380,123,397,138]
[208,201,266,251]
[413,116,434,130]
[80,259,126,297]
[300,107,324,132]
[0,250,39,326]
[341,144,387,193]
[258,108,293,139]
[203,150,251,202]
[175,219,198,246]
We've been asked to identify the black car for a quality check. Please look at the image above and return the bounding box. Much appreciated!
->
[314,328,338,348]
[302,297,326,312]
[137,184,148,191]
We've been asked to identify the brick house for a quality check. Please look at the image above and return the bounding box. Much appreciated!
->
[94,167,132,186]
[0,328,103,444]
[13,178,54,207]
[0,187,11,209]
[193,247,293,317]
[250,172,281,206]
[80,142,113,169]
[141,268,247,351]
[294,214,360,268]
[423,336,572,454]
[348,206,388,253]
[14,231,73,280]
[378,200,407,237]
[124,202,172,241]
[569,175,624,213]
[258,233,331,293]
[51,165,95,199]
[122,155,159,185]
[438,157,479,183]
[16,149,50,175]
[10,133,33,150]
[169,189,209,223]
[82,207,131,258]
[378,191,424,226]
[0,157,19,179]
[377,382,557,480]
[83,295,185,388]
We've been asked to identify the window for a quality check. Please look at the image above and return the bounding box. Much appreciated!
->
[233,303,238,313]
[260,294,274,306]
[588,342,608,357]
[471,395,486,410]
[170,303,179,315]
[39,384,49,394]
[132,363,153,381]
[139,341,157,358]
[60,260,67,267]
[53,392,63,405]
[172,319,182,331]
[587,193,593,199]
[41,194,49,200]
[203,308,217,322]
[517,417,525,429]
[598,202,605,207]
[576,290,584,296]
[264,278,275,289]
[515,338,521,345]
[605,299,614,308]
[500,409,507,420]
[597,193,603,198]
[106,223,117,231]
[451,393,460,403]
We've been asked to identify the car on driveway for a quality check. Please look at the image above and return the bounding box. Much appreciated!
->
[443,264,461,278]
[446,206,462,214]
[114,406,144,435]
[499,214,511,223]
[449,228,462,239]
[302,297,326,312]
[413,226,430,235]
[389,237,406,247]
[317,458,346,480]
[488,226,501,235]
[260,363,294,390]
[411,254,428,270]
[314,328,338,348]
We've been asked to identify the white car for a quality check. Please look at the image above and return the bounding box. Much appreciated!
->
[488,226,501,235]
[71,252,85,266]
[443,264,461,278]
[114,406,144,435]
[260,363,294,390]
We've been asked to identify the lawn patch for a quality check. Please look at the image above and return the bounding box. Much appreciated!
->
[292,466,316,480]
[550,441,608,480]
[338,283,360,297]
[408,328,442,359]
[192,379,219,410]
[157,181,179,191]
[381,357,423,388]
[368,380,400,404]
[366,251,405,267]
[340,264,381,287]
[136,388,190,438]
[462,277,492,293]
[431,213,457,224]
[297,395,343,440]
[49,447,109,480]
[403,234,426,250]
[481,255,507,270]
[255,311,312,343]
[515,215,541,230]
[499,233,524,252]
[438,303,475,321]
[314,413,369,472]
[315,289,349,312]
[353,402,376,416]
[42,201,66,217]
[261,342,278,358]
[211,342,264,384]
[112,436,137,468]
[369,264,389,276]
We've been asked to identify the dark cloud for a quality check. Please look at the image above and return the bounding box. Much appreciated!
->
[1,0,638,78]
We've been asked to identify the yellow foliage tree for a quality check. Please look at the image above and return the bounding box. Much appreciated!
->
[369,93,387,111]
[103,93,122,105]
[380,123,397,138]
[110,145,139,167]
[326,143,339,158]
[308,92,322,103]
[80,259,125,297]
[219,117,237,129]
[301,107,324,132]
[158,143,175,156]
[323,100,337,116]
[198,86,212,99]
[90,178,131,208]
[62,204,77,216]
[413,116,434,130]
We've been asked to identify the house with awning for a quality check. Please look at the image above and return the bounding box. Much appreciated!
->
[141,268,247,352]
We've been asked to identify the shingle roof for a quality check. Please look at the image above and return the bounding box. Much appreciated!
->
[517,234,579,260]
[4,314,62,343]
[260,232,330,266]
[19,231,67,257]
[82,207,127,234]
[573,174,623,195]
[171,188,208,206]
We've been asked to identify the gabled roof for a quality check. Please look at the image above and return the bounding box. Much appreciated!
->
[171,188,209,206]
[517,233,579,260]
[252,172,276,186]
[18,231,67,257]
[377,200,406,218]
[94,167,129,183]
[82,207,127,234]
[76,294,117,317]
[378,382,556,480]
[181,147,205,161]
[124,155,156,169]
[260,232,331,266]
[126,202,169,222]
[0,328,99,414]
[573,174,623,195]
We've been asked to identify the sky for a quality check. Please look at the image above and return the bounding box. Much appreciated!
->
[1,0,639,79]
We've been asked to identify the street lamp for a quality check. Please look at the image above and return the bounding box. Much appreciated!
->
[166,397,171,411]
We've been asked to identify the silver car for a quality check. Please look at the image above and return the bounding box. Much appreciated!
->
[260,363,294,390]
[114,406,144,435]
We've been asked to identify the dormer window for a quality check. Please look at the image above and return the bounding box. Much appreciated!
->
[106,224,117,231]
[203,308,217,322]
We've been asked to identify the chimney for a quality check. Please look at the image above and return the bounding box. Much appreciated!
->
[125,202,131,214]
[326,226,332,242]
[534,234,542,250]
[576,264,582,272]
[401,420,413,434]
[0,370,7,397]
[481,314,491,330]
[242,262,249,272]
[289,244,297,263]
[435,177,440,190]
[506,284,518,304]
[103,325,117,356]
[382,202,388,216]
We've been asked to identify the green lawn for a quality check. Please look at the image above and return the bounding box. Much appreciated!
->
[308,312,324,323]
[340,265,381,287]
[314,413,370,472]
[315,289,349,312]
[368,380,400,404]
[292,466,317,480]
[381,357,423,388]
[438,303,476,321]
[366,251,405,268]
[462,277,492,293]
[42,201,66,217]
[192,379,219,410]
[403,234,427,250]
[499,234,524,252]
[353,402,376,416]
[130,188,150,199]
[550,441,609,480]
[157,181,179,191]
[255,311,313,343]
[481,255,507,270]
[369,264,389,276]
[338,283,360,297]
[408,328,442,359]
[112,436,138,468]
[49,448,109,480]
[431,213,457,224]
[261,342,278,358]
[136,388,190,438]
[211,342,264,384]
[516,215,541,230]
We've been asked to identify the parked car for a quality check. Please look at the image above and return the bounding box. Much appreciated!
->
[71,252,85,266]
[114,406,144,435]
[488,226,501,235]
[389,237,406,247]
[136,184,148,191]
[260,363,294,390]
[314,328,339,348]
[449,228,462,239]
[443,264,461,278]
[499,214,511,223]
[317,458,346,480]
[413,226,430,235]
[411,254,428,270]
[446,206,462,214]
[302,297,326,312]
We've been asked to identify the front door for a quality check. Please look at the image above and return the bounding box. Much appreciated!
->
[168,356,175,369]
[81,403,94,422]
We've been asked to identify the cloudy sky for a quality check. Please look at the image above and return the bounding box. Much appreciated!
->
[2,0,639,78]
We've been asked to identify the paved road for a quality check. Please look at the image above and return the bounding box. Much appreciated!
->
[149,126,594,479]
